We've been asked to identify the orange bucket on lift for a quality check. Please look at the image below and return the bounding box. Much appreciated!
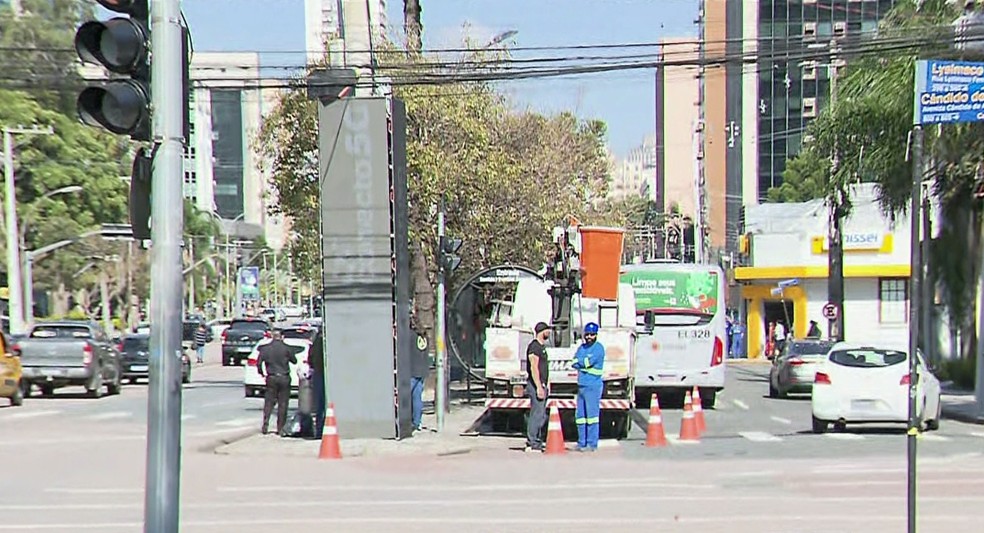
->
[579,226,625,300]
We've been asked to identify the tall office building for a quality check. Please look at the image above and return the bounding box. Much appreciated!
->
[746,0,898,202]
[654,38,700,221]
[186,52,287,249]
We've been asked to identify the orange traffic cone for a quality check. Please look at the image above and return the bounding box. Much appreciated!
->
[692,387,706,434]
[679,391,700,441]
[318,403,342,460]
[645,393,668,448]
[544,405,566,455]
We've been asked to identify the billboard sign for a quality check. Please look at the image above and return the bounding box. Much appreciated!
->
[239,266,260,301]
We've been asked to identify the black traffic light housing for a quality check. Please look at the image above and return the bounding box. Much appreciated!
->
[440,236,463,273]
[129,146,153,240]
[75,0,151,142]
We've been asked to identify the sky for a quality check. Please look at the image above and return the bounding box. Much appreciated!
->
[179,0,698,157]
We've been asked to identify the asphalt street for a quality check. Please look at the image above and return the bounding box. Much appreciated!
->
[1,351,982,532]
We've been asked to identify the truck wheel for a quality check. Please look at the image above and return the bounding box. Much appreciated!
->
[20,381,31,399]
[40,384,54,397]
[614,413,631,440]
[11,382,24,406]
[701,390,717,410]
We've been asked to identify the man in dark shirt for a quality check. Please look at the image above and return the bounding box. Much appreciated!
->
[256,330,304,435]
[525,321,552,452]
[308,329,326,439]
[410,329,430,432]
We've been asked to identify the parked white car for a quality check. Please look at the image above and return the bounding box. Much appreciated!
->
[811,342,941,434]
[243,327,315,398]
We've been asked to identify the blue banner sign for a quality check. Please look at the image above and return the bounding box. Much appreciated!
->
[914,60,984,125]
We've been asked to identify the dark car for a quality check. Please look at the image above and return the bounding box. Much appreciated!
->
[221,318,271,366]
[119,334,190,384]
[769,339,836,398]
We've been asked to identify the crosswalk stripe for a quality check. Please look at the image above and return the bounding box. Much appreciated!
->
[740,431,783,443]
[665,436,700,445]
[181,414,197,421]
[823,433,865,440]
[86,411,131,421]
[5,410,60,420]
[596,439,621,449]
[770,416,792,425]
[970,432,984,438]
[919,433,950,442]
[216,417,255,427]
[732,399,750,410]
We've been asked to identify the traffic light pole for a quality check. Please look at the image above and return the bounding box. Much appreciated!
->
[435,207,447,432]
[144,0,185,531]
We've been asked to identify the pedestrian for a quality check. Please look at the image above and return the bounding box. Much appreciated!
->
[193,323,208,364]
[572,321,605,452]
[256,329,304,436]
[309,328,326,438]
[525,321,552,452]
[410,328,430,432]
[807,320,822,339]
[730,320,745,359]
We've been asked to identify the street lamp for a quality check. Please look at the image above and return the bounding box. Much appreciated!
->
[20,184,84,326]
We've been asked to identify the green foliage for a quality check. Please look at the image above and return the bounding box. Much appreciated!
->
[937,356,976,391]
[0,89,130,295]
[0,0,92,113]
[768,150,829,203]
[257,48,615,286]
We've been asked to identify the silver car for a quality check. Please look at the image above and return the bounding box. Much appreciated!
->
[769,339,836,398]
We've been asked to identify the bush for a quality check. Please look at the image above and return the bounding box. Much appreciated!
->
[938,356,976,390]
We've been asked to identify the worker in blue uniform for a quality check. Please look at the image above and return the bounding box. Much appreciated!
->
[572,322,605,451]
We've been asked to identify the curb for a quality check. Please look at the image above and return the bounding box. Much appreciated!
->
[941,405,984,425]
[200,428,258,454]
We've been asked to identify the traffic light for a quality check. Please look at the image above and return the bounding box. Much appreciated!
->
[129,146,153,240]
[75,0,151,141]
[440,237,463,273]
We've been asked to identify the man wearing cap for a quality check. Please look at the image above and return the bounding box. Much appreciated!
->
[572,322,605,451]
[525,321,552,452]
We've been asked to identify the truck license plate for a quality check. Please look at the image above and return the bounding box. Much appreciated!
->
[131,365,148,372]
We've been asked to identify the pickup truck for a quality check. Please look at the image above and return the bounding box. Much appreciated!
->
[221,318,271,366]
[15,321,122,398]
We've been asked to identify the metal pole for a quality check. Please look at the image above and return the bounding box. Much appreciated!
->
[827,43,845,342]
[907,125,923,533]
[23,254,33,324]
[976,198,984,419]
[921,183,934,367]
[100,270,111,334]
[4,126,52,334]
[435,206,447,432]
[224,236,230,318]
[144,0,185,530]
[695,0,706,264]
[273,251,279,307]
[187,238,194,315]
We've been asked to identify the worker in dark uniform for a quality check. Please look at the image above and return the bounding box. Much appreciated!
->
[410,328,430,432]
[309,328,326,438]
[525,321,552,452]
[256,329,304,435]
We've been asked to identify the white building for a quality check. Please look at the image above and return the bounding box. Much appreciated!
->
[187,52,286,250]
[609,135,656,201]
[734,183,912,359]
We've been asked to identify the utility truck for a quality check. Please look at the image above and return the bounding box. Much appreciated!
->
[482,220,637,439]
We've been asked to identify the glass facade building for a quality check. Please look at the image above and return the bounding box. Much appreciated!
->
[756,0,897,199]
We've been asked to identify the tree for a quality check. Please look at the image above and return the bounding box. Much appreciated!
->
[0,89,131,314]
[0,0,92,114]
[256,48,616,339]
[796,0,980,357]
[767,150,829,203]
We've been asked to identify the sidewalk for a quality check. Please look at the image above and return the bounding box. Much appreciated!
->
[940,383,984,424]
[212,402,516,459]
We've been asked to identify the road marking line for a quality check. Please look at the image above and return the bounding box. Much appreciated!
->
[739,431,783,443]
[732,399,749,410]
[770,416,792,425]
[665,436,700,445]
[45,488,142,495]
[823,433,865,440]
[86,411,131,421]
[596,439,620,449]
[216,417,256,427]
[919,433,950,442]
[181,414,197,421]
[4,410,60,420]
[217,482,717,493]
[970,431,984,438]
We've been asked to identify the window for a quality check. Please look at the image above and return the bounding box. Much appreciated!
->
[803,61,817,80]
[879,278,908,324]
[802,97,817,118]
[833,21,847,37]
[803,22,817,39]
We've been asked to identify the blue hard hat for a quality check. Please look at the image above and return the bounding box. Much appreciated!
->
[584,322,599,335]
